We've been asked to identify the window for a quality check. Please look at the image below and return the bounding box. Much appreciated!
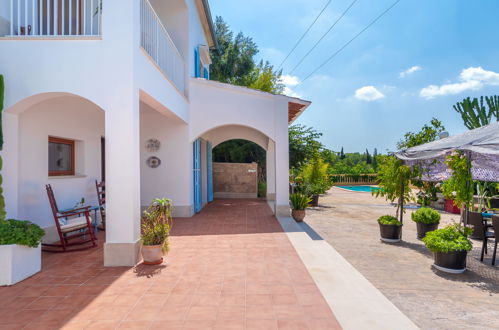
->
[48,137,75,176]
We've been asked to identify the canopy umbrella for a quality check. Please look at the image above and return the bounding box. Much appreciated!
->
[395,122,499,182]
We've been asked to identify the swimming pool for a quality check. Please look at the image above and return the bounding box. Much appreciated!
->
[337,185,380,192]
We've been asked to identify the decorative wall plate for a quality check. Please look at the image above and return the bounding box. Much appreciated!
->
[146,139,160,152]
[146,156,161,168]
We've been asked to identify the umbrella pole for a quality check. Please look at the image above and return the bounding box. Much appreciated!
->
[463,151,472,227]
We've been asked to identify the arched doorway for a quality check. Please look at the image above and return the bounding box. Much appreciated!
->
[193,124,277,214]
[212,139,266,199]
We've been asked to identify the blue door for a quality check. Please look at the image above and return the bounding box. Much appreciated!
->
[193,139,202,213]
[207,142,213,202]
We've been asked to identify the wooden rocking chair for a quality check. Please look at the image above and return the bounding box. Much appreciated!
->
[95,180,106,231]
[42,184,97,252]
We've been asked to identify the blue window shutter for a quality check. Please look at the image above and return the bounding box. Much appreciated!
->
[194,47,200,78]
[207,142,213,202]
[193,139,202,213]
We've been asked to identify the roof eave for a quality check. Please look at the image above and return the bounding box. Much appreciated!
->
[200,0,218,50]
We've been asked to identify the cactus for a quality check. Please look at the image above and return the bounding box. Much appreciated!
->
[453,95,499,129]
[0,74,5,221]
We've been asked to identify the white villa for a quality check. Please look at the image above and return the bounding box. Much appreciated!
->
[0,0,310,266]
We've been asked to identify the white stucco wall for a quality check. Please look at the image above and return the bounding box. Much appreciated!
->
[189,79,279,141]
[202,125,270,151]
[16,96,104,229]
[139,104,193,216]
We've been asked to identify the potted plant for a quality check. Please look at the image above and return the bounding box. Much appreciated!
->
[411,207,441,239]
[141,198,173,265]
[377,215,402,243]
[372,156,413,240]
[422,224,473,273]
[290,193,312,222]
[300,157,330,206]
[0,219,45,285]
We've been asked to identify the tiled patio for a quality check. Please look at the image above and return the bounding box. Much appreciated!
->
[0,199,340,330]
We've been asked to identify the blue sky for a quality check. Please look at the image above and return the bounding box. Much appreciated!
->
[209,0,499,153]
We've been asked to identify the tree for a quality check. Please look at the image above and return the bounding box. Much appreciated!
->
[372,156,413,222]
[397,118,445,150]
[365,148,372,164]
[453,95,499,129]
[372,148,378,170]
[247,60,284,94]
[209,17,283,94]
[339,147,345,159]
[288,125,323,169]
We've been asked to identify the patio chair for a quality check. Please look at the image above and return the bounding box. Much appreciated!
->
[466,211,495,262]
[491,215,499,266]
[95,180,106,231]
[42,184,97,252]
[467,211,488,240]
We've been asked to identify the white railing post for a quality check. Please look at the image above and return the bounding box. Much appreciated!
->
[32,0,35,35]
[90,0,93,35]
[10,0,14,35]
[17,0,21,35]
[24,0,27,35]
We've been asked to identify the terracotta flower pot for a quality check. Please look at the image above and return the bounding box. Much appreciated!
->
[292,209,306,222]
[141,244,163,265]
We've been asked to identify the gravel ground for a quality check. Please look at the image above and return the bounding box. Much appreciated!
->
[304,186,499,330]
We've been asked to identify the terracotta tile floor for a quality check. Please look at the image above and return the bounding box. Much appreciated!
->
[0,199,341,330]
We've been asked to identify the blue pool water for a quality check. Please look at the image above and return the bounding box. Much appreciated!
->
[338,185,380,192]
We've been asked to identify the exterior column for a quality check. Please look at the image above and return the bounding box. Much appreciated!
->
[104,94,142,266]
[266,139,276,203]
[274,98,290,216]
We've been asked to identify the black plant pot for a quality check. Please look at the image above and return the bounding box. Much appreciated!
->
[433,250,467,274]
[379,223,402,243]
[309,195,319,207]
[416,222,439,239]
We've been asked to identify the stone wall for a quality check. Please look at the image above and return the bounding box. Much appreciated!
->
[213,162,258,198]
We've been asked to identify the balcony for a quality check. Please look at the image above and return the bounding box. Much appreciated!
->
[140,0,186,96]
[1,0,102,37]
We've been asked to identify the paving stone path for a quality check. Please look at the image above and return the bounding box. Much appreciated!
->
[305,187,499,330]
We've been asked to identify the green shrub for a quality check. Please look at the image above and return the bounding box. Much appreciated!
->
[290,193,311,210]
[0,219,45,248]
[141,198,173,252]
[411,207,441,224]
[258,181,267,198]
[422,224,473,253]
[377,215,402,226]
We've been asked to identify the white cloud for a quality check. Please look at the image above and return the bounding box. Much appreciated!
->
[281,74,302,98]
[354,86,385,101]
[420,66,499,99]
[399,65,422,78]
[281,74,300,86]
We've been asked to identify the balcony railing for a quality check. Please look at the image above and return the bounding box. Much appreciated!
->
[3,0,101,37]
[140,0,186,95]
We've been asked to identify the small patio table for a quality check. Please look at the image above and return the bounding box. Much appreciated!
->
[60,205,101,233]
